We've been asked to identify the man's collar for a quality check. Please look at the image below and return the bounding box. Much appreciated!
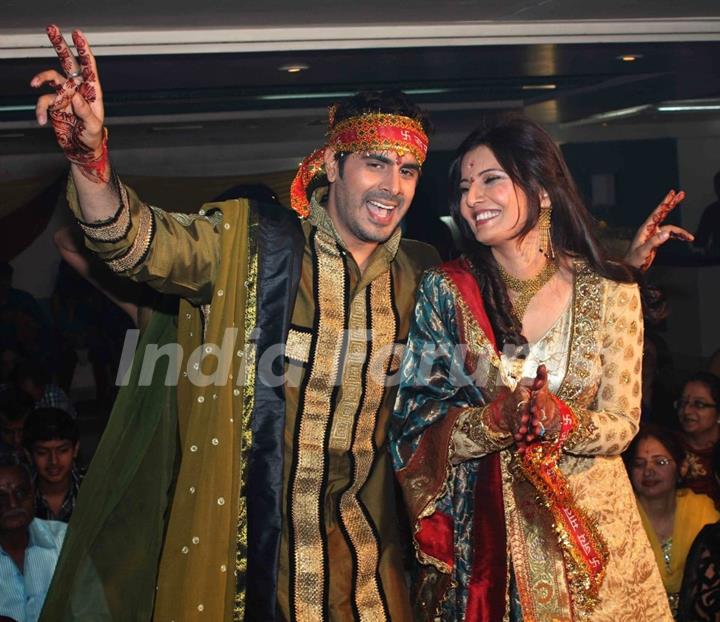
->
[28,518,58,549]
[308,188,401,262]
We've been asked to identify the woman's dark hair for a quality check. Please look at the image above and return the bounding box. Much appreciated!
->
[682,371,720,406]
[448,116,652,348]
[624,423,686,481]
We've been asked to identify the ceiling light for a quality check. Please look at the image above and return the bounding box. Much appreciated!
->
[521,84,557,90]
[0,105,35,112]
[150,125,204,131]
[617,54,643,62]
[259,88,450,102]
[658,104,720,112]
[587,105,651,121]
[278,63,310,73]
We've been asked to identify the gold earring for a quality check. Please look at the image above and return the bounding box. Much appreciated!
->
[538,197,554,260]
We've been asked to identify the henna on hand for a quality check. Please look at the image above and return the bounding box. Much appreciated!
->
[72,31,98,102]
[50,107,109,183]
[633,189,687,271]
[47,24,77,77]
[42,25,108,183]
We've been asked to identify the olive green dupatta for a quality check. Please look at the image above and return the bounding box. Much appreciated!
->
[40,302,180,620]
[41,199,258,621]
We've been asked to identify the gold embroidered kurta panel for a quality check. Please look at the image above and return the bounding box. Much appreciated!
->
[277,201,438,621]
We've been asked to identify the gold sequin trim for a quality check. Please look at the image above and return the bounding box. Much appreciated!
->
[233,208,258,621]
[290,230,346,620]
[559,263,604,449]
[285,328,313,365]
[338,271,396,620]
[459,405,512,452]
[106,202,155,273]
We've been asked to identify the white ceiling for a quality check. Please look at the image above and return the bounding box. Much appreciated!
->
[4,0,720,31]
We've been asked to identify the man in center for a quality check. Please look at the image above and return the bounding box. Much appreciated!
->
[33,30,437,620]
[276,95,437,620]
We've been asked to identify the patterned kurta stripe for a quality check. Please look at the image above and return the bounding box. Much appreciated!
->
[337,270,397,621]
[288,230,349,621]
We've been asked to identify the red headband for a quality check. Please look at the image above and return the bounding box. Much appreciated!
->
[290,111,428,218]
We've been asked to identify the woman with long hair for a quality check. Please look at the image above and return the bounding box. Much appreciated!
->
[390,117,671,620]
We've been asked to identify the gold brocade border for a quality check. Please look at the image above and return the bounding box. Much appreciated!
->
[504,454,574,622]
[556,263,604,426]
[106,202,155,273]
[290,230,346,620]
[286,328,313,365]
[445,278,501,391]
[338,271,396,620]
[510,262,607,621]
[233,207,259,621]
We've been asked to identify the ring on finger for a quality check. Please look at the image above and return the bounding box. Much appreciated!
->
[67,70,82,79]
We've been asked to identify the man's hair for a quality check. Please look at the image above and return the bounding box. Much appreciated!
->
[23,407,79,448]
[12,357,51,389]
[328,90,431,179]
[0,388,33,423]
[0,451,32,486]
[332,90,430,133]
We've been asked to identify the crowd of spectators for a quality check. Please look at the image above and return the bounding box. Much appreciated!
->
[1,226,719,620]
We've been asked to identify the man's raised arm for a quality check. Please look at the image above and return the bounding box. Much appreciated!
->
[31,26,223,303]
[32,25,117,222]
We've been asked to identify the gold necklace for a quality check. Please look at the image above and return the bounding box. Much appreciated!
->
[497,260,558,322]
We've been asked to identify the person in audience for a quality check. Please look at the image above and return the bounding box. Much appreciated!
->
[626,424,720,617]
[678,443,720,621]
[676,372,720,506]
[0,390,33,457]
[642,331,680,428]
[693,171,720,260]
[0,452,67,622]
[12,360,76,419]
[708,349,720,380]
[0,349,19,393]
[23,409,83,523]
[0,263,51,363]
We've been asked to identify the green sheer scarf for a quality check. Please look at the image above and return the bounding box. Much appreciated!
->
[41,199,256,621]
[40,303,180,620]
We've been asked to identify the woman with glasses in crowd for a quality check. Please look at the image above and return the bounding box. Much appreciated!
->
[626,424,720,617]
[676,372,720,506]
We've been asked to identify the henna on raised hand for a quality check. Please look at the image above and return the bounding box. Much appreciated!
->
[72,31,98,102]
[635,189,688,271]
[42,25,108,183]
[46,24,77,77]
